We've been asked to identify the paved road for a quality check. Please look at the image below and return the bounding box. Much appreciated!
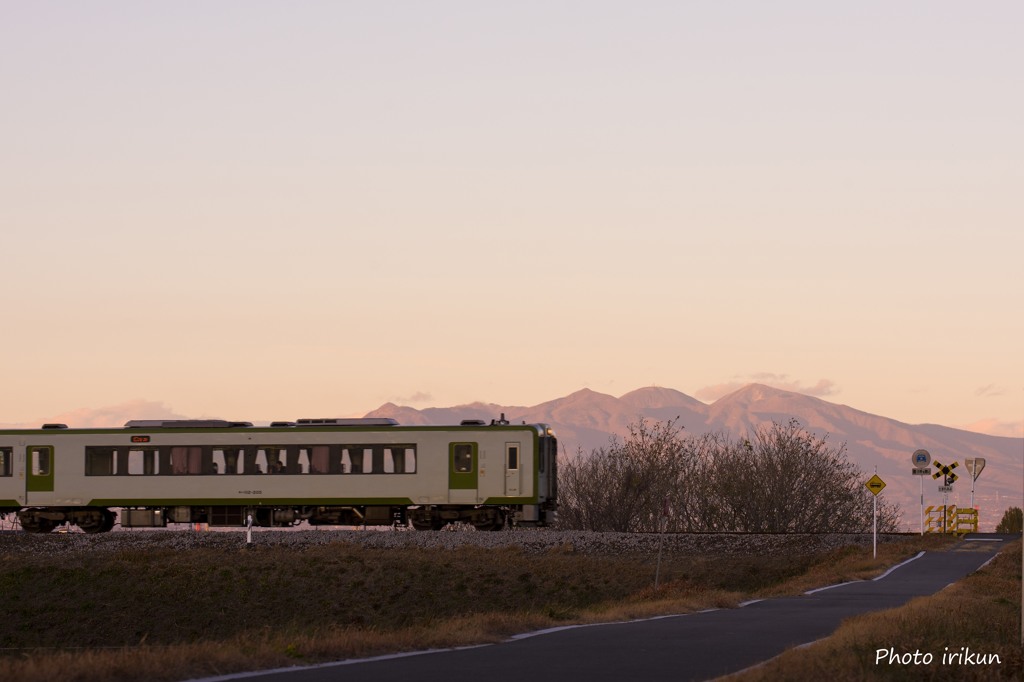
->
[199,535,1012,682]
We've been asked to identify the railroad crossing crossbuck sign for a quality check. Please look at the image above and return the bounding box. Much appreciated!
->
[932,460,958,492]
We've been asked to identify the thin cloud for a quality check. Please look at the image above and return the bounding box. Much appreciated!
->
[974,384,1005,398]
[19,400,189,429]
[694,382,747,402]
[959,417,1023,439]
[393,391,433,405]
[798,379,839,398]
[695,375,838,402]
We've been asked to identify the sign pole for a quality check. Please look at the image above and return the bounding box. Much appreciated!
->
[931,459,959,533]
[911,450,932,536]
[965,458,985,516]
[873,488,877,559]
[920,474,924,536]
[872,466,878,559]
[864,470,886,560]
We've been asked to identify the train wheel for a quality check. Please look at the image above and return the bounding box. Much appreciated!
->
[81,509,116,534]
[410,518,433,531]
[100,509,117,532]
[472,512,506,532]
[18,513,56,534]
[489,512,508,531]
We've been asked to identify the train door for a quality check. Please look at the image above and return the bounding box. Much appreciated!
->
[504,442,520,496]
[26,445,55,504]
[448,442,478,504]
[0,446,22,506]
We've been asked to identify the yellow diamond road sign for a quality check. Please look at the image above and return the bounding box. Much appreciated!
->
[865,474,886,496]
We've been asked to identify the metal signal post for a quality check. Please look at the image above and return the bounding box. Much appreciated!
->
[964,458,986,510]
[911,449,931,535]
[931,460,958,533]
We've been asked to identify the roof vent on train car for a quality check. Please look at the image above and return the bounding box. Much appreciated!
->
[41,423,69,429]
[490,413,510,426]
[295,418,399,426]
[460,419,486,426]
[124,419,253,428]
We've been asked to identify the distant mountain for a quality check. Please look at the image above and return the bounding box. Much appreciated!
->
[366,384,1023,532]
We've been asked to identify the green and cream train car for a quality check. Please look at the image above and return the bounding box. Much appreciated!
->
[0,417,558,533]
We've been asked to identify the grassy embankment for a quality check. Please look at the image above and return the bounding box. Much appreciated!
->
[1,534,1017,682]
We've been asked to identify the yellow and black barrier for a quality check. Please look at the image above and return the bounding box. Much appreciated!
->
[924,505,978,535]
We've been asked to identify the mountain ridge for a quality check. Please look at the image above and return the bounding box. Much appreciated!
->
[365,384,1023,531]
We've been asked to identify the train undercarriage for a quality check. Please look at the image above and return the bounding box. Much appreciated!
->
[12,503,543,533]
[15,507,117,534]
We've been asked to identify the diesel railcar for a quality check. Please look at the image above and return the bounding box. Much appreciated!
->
[0,416,558,533]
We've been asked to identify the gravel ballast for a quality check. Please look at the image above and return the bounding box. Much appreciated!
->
[0,525,908,558]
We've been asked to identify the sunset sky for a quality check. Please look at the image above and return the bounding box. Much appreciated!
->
[3,3,1021,437]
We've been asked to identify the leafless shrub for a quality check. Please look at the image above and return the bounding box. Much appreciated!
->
[558,418,902,533]
[557,418,695,532]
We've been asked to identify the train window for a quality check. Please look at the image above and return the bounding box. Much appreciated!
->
[253,449,269,474]
[206,449,240,475]
[343,447,367,473]
[31,448,50,476]
[452,444,473,473]
[275,447,290,474]
[86,448,114,475]
[506,443,520,471]
[331,445,418,474]
[127,450,142,475]
[81,443,421,477]
[169,446,203,475]
[405,447,417,473]
[383,446,416,473]
[295,448,310,474]
[0,448,11,477]
[309,446,330,474]
[127,449,160,475]
[371,446,385,473]
[259,447,286,474]
[211,449,226,475]
[218,448,243,475]
[85,447,148,475]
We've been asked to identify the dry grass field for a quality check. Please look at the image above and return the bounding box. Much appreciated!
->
[0,529,1014,682]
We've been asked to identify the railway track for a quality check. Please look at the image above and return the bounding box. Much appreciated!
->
[0,527,911,558]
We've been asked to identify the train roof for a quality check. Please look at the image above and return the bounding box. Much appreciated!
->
[123,418,399,429]
[0,417,554,436]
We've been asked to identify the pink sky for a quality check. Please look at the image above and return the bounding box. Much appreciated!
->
[2,3,1020,438]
